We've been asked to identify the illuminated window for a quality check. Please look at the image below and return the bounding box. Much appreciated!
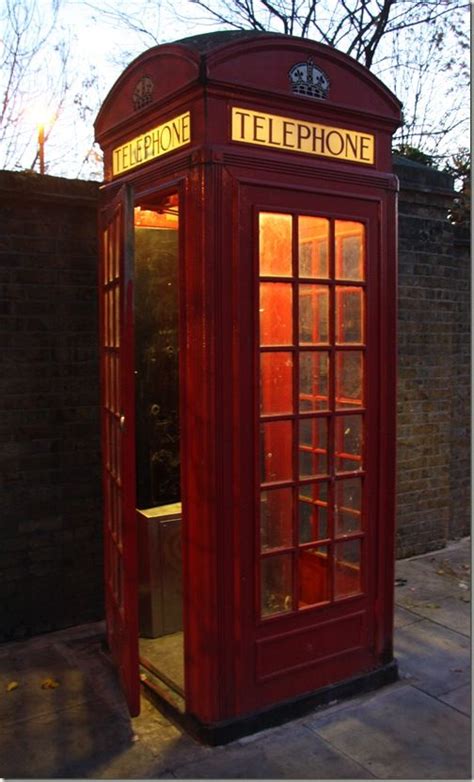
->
[258,212,366,618]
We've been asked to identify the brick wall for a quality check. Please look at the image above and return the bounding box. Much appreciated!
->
[0,171,102,640]
[0,163,470,639]
[394,158,470,558]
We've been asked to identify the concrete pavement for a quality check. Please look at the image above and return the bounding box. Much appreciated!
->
[0,537,471,779]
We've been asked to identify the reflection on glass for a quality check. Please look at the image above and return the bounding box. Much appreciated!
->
[299,546,330,607]
[298,216,329,278]
[134,201,180,509]
[335,414,363,473]
[259,213,292,277]
[335,478,362,535]
[335,539,362,598]
[261,555,293,616]
[299,482,329,543]
[335,221,365,280]
[299,285,329,344]
[336,287,364,343]
[261,488,293,551]
[336,351,363,409]
[261,420,293,483]
[260,352,293,415]
[260,283,293,345]
[299,351,330,411]
[299,418,328,478]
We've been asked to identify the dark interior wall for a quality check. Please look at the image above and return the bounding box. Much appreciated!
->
[0,162,470,639]
[394,158,470,558]
[0,171,102,640]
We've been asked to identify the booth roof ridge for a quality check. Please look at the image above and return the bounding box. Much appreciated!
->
[171,29,268,53]
[95,29,402,142]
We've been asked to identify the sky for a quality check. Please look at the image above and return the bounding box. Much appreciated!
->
[1,0,470,181]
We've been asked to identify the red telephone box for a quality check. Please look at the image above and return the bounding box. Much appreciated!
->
[95,30,402,743]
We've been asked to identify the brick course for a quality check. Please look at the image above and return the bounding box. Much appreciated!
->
[0,171,102,640]
[394,158,470,557]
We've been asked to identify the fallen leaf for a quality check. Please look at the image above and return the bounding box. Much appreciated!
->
[436,569,445,575]
[458,582,468,590]
[424,603,440,609]
[6,681,19,692]
[395,578,407,587]
[41,678,60,690]
[450,668,463,673]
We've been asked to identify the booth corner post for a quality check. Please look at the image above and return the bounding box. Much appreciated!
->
[94,30,402,743]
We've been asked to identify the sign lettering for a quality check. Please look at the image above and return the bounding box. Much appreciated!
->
[112,111,191,176]
[231,107,374,165]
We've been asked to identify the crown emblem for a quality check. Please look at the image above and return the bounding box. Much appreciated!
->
[133,75,154,110]
[288,59,330,99]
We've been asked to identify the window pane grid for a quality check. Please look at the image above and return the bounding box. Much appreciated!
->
[258,211,367,619]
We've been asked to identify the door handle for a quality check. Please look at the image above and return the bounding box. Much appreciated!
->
[119,415,126,431]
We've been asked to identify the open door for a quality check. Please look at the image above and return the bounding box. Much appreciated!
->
[99,184,140,716]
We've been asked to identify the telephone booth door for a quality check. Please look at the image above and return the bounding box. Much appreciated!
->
[233,183,392,714]
[99,185,140,715]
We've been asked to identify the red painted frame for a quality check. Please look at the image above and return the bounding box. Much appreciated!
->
[95,32,401,726]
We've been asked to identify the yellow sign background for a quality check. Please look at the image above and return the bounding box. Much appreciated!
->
[231,107,374,165]
[112,112,191,176]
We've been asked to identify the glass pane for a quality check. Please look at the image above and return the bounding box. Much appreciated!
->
[134,206,180,509]
[335,539,362,598]
[261,488,293,551]
[336,287,364,344]
[299,285,329,344]
[299,482,329,543]
[299,418,328,478]
[335,221,365,280]
[336,351,363,409]
[335,414,363,473]
[299,351,330,411]
[261,421,293,483]
[260,283,293,346]
[260,352,293,415]
[261,555,293,617]
[259,213,292,277]
[298,216,329,278]
[299,546,330,607]
[335,478,362,535]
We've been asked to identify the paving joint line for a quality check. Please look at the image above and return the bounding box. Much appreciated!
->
[407,681,471,718]
[302,720,378,779]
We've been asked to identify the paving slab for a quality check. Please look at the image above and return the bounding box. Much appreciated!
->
[421,541,472,578]
[132,708,214,778]
[438,684,471,716]
[0,642,100,726]
[395,544,471,602]
[396,618,470,696]
[0,700,134,779]
[163,724,374,779]
[395,566,463,604]
[308,683,471,779]
[396,593,470,636]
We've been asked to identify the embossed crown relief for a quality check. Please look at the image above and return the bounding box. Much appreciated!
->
[133,75,154,110]
[288,59,330,99]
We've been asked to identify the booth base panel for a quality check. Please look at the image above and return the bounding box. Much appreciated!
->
[140,658,398,746]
